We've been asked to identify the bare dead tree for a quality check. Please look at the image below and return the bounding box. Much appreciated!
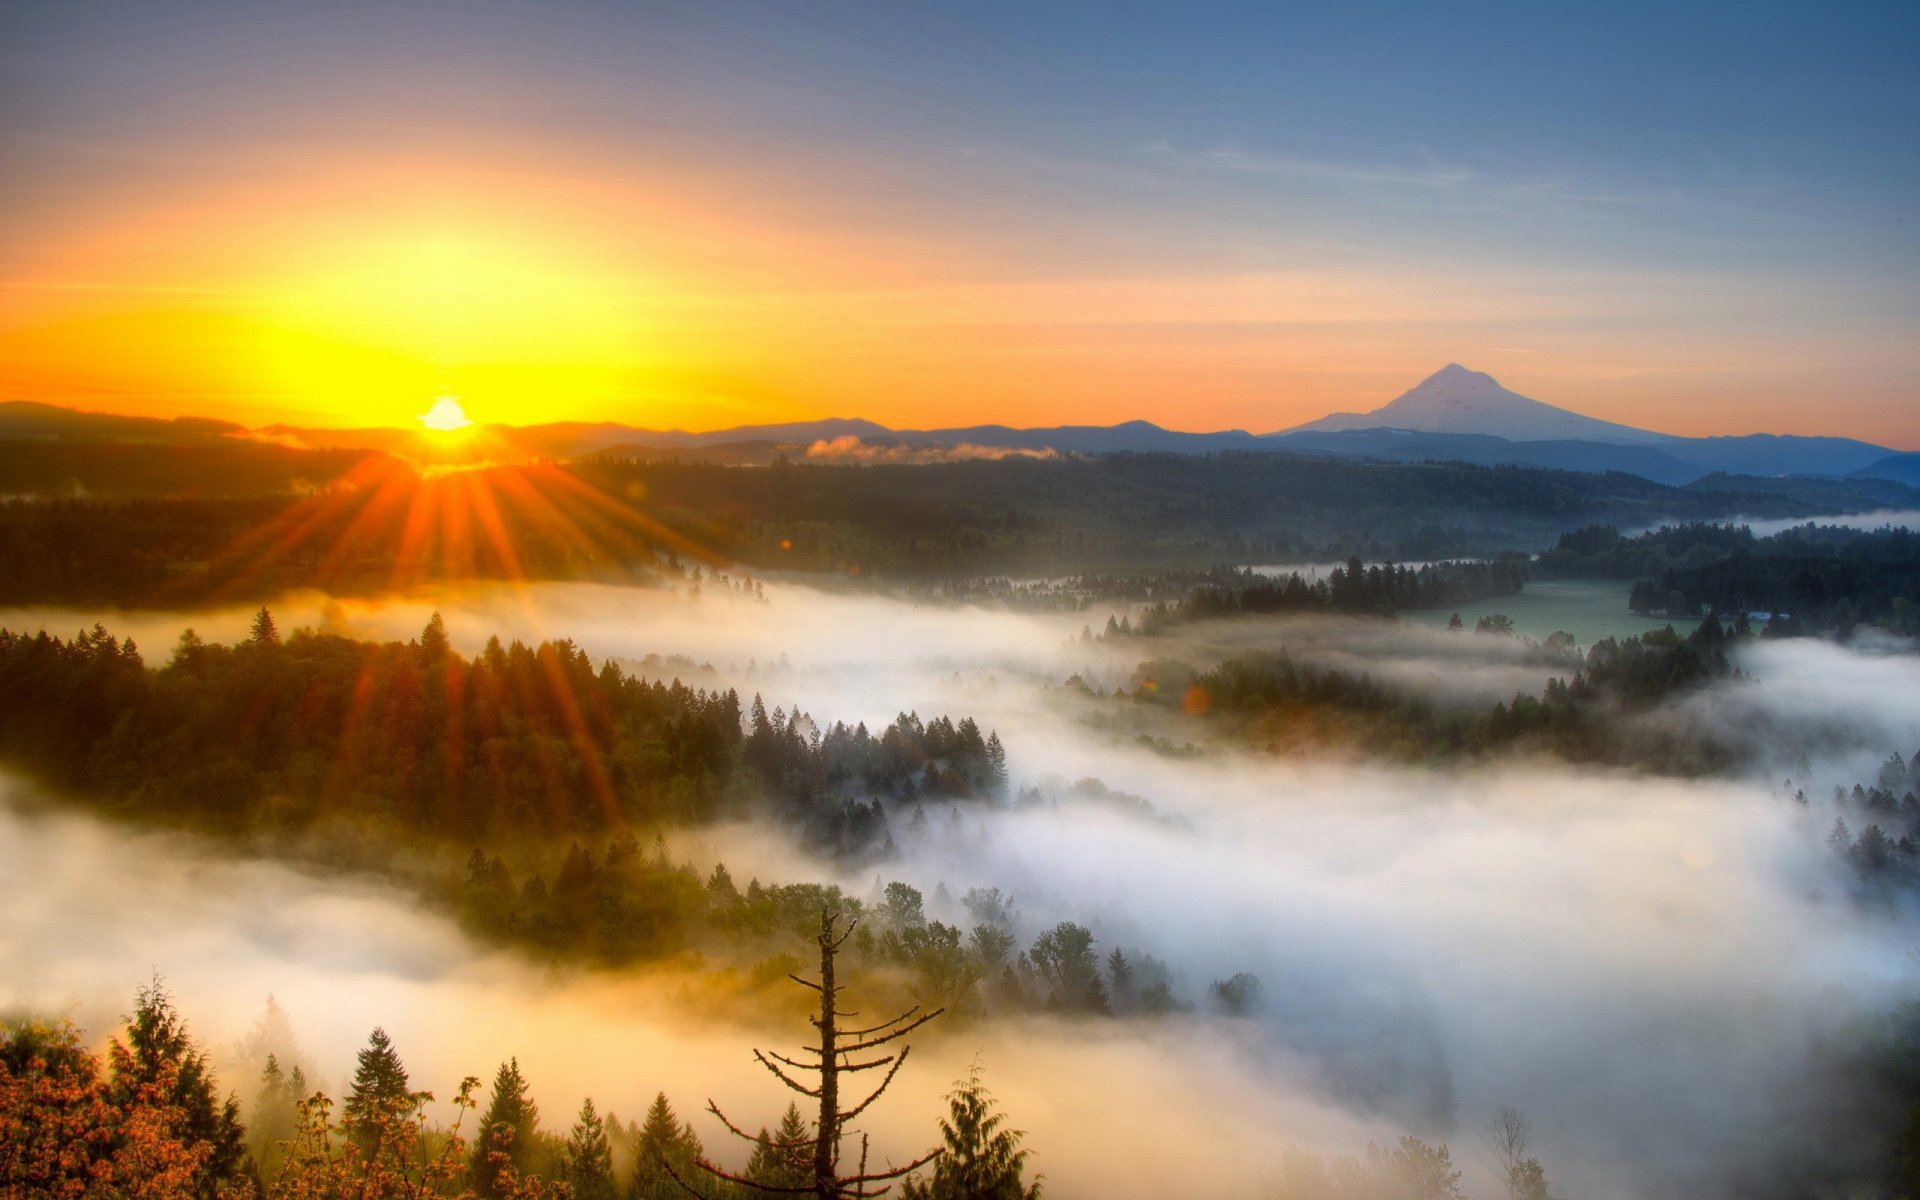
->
[1480,1105,1534,1200]
[672,905,945,1199]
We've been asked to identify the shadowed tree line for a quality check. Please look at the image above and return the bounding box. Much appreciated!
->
[1536,521,1920,636]
[0,615,1004,847]
[0,951,1045,1200]
[1128,557,1528,629]
[0,617,1286,1017]
[1112,619,1741,772]
[0,446,1893,604]
[16,969,1920,1199]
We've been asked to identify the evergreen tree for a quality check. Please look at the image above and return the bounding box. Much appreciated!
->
[628,1091,701,1200]
[250,1053,298,1172]
[234,994,304,1080]
[341,1026,415,1137]
[743,1103,811,1190]
[1105,949,1134,1012]
[985,732,1009,792]
[249,605,280,646]
[566,1098,620,1200]
[109,976,247,1200]
[420,611,452,661]
[900,1064,1041,1200]
[472,1057,542,1197]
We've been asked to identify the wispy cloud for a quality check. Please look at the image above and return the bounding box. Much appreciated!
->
[1138,139,1687,214]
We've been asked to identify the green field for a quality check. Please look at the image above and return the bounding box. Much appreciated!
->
[1402,578,1699,646]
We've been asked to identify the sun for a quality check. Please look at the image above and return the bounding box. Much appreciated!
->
[419,395,474,433]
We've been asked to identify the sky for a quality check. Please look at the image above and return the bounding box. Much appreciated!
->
[0,1,1915,444]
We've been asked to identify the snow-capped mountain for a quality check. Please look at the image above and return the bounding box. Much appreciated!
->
[1282,363,1673,444]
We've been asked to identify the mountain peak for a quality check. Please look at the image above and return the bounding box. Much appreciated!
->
[1281,364,1672,445]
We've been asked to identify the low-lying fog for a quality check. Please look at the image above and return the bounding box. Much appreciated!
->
[6,578,1919,1198]
[1629,509,1920,538]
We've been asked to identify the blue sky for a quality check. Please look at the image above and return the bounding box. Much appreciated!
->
[2,0,1916,441]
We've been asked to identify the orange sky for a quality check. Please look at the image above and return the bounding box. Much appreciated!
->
[2,4,1915,446]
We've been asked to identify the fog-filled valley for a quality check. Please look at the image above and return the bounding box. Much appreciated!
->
[8,571,1920,1198]
[10,0,1920,1195]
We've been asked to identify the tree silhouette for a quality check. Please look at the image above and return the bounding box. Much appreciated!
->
[250,605,280,646]
[472,1057,541,1197]
[342,1027,415,1149]
[630,1092,703,1200]
[684,906,944,1198]
[566,1098,620,1200]
[745,1104,813,1190]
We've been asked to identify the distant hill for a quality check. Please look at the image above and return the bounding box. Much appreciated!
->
[1854,453,1920,488]
[0,400,242,443]
[1260,427,1706,485]
[1,367,1907,489]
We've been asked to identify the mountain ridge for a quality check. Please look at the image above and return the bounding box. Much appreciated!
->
[1,364,1904,486]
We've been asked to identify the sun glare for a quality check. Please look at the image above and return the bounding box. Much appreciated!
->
[420,395,474,432]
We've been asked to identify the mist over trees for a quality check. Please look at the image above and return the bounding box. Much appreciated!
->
[0,617,1005,846]
[1539,521,1920,636]
[2,446,1906,604]
[1,429,1916,1197]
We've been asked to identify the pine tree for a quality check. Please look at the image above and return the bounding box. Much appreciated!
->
[250,605,280,646]
[109,976,248,1200]
[1828,817,1854,855]
[742,1101,813,1190]
[342,1026,415,1138]
[900,1063,1040,1200]
[985,732,1008,792]
[251,1053,299,1172]
[628,1092,701,1200]
[1105,949,1134,1012]
[566,1098,620,1200]
[420,611,452,662]
[235,994,304,1078]
[472,1057,542,1197]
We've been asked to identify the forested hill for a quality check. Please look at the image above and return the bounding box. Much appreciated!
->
[0,614,1004,856]
[2,447,1909,604]
[1537,522,1920,636]
[1132,557,1528,630]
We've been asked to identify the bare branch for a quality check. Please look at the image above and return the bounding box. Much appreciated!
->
[835,1006,922,1039]
[763,1049,822,1074]
[700,901,945,1200]
[835,1054,899,1073]
[661,1155,716,1199]
[837,1047,910,1126]
[706,1100,769,1147]
[683,1156,817,1196]
[753,1049,822,1098]
[844,1146,943,1183]
[833,1009,944,1054]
